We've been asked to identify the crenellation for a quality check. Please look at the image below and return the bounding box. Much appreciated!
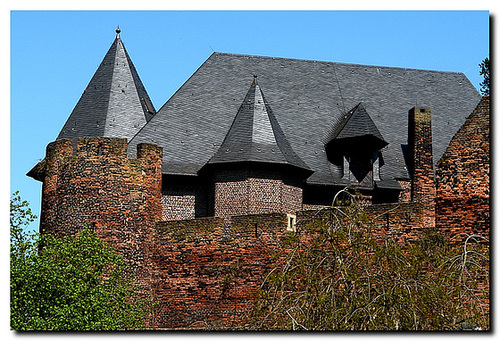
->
[76,137,128,158]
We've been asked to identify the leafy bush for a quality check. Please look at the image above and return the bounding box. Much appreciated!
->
[10,191,149,331]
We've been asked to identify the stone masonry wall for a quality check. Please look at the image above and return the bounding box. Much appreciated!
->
[435,96,490,243]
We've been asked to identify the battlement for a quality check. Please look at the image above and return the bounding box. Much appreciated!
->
[33,136,162,233]
[75,137,128,158]
[28,137,162,182]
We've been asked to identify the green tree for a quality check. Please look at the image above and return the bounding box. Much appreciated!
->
[10,191,148,331]
[479,57,490,96]
[245,190,489,331]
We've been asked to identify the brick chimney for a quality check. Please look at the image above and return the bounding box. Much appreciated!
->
[408,107,436,228]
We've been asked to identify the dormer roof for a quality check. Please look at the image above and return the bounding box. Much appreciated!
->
[325,103,388,152]
[206,76,311,173]
[57,28,155,143]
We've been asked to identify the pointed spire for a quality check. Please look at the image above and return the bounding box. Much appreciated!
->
[207,77,310,173]
[57,30,156,143]
[252,73,258,85]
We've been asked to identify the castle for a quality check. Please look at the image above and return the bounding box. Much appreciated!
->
[27,29,490,329]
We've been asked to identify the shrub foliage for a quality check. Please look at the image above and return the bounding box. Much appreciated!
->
[10,191,148,331]
[245,190,489,331]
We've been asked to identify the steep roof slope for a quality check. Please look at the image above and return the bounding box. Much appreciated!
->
[129,52,480,186]
[325,102,388,151]
[57,29,156,142]
[207,76,310,172]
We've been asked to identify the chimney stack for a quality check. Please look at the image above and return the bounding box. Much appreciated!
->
[408,107,436,227]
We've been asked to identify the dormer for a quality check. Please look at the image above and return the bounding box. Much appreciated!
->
[325,103,388,188]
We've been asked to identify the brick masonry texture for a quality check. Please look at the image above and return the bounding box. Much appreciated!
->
[160,175,210,220]
[211,168,303,223]
[297,202,425,244]
[152,213,289,329]
[435,96,490,243]
[161,194,196,220]
[408,107,436,228]
[150,204,430,329]
[37,137,162,324]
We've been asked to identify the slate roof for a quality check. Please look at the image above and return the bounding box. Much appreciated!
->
[127,52,481,188]
[57,29,156,143]
[326,102,388,151]
[206,76,310,173]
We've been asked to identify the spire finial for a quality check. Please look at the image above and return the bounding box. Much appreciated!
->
[116,26,121,38]
[252,74,258,86]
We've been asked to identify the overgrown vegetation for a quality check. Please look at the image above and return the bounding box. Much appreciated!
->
[245,189,489,331]
[10,191,148,331]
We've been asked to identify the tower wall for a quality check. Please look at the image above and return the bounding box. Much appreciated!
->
[38,137,163,301]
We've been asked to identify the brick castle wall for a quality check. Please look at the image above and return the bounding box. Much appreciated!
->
[435,96,490,242]
[37,137,162,316]
[297,202,425,243]
[152,213,289,329]
[150,202,430,329]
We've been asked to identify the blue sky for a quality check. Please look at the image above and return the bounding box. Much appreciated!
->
[9,10,490,232]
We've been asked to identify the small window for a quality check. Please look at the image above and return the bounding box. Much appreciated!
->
[287,214,296,232]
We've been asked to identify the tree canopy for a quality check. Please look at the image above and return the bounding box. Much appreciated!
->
[10,191,148,331]
[479,57,490,96]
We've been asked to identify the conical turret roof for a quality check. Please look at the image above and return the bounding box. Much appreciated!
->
[207,76,310,173]
[57,28,155,142]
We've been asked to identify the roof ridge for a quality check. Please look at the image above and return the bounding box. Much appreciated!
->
[212,52,466,75]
